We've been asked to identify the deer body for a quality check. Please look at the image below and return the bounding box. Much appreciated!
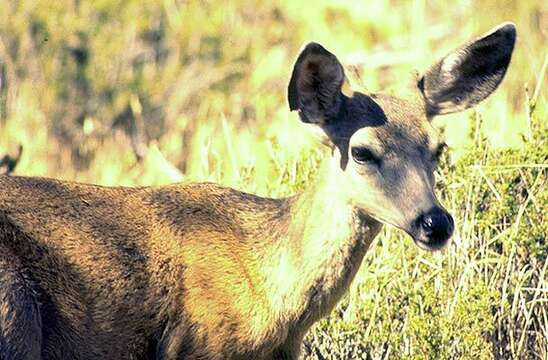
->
[0,163,380,359]
[0,23,515,359]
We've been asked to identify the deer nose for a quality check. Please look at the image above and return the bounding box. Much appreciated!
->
[416,208,454,249]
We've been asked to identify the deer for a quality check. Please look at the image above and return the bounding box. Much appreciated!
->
[0,23,516,359]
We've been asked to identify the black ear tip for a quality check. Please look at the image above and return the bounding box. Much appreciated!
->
[304,41,323,48]
[498,22,517,34]
[495,22,517,45]
[302,42,331,56]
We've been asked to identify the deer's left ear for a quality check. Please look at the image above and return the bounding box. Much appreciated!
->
[288,42,345,124]
[419,22,516,116]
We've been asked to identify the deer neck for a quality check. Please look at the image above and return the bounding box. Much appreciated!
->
[259,156,382,332]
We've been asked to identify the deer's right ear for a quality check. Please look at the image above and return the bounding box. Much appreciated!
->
[288,43,345,124]
[419,23,516,116]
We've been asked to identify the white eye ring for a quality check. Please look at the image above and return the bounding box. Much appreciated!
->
[351,147,380,165]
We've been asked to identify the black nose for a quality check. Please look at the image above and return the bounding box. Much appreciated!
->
[416,208,454,249]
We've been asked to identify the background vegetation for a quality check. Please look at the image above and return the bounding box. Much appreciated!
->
[0,0,546,358]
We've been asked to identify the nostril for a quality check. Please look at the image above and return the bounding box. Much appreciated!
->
[420,214,434,232]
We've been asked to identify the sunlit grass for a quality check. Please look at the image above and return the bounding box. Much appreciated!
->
[0,0,546,358]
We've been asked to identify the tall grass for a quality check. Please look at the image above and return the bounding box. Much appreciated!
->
[0,1,546,358]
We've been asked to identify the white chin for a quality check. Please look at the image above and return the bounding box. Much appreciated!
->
[413,238,448,251]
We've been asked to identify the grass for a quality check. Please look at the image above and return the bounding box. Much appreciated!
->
[0,0,546,358]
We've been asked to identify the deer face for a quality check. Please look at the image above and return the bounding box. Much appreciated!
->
[288,23,516,250]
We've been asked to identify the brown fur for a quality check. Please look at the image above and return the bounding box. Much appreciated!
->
[0,173,380,359]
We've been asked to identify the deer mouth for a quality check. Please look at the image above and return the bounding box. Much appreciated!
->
[412,236,450,251]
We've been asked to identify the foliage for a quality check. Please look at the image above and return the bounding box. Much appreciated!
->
[0,0,546,358]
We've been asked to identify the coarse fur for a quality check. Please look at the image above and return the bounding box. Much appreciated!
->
[0,23,515,359]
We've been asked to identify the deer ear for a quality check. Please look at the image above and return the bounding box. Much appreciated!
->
[419,22,516,116]
[288,43,345,124]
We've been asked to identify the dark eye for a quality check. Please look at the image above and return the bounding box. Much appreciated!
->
[433,143,447,161]
[351,147,379,165]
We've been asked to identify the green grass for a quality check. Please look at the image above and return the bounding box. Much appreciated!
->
[0,1,546,358]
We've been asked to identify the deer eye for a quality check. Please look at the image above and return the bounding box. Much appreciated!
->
[351,147,380,165]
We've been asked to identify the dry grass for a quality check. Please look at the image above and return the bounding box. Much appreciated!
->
[0,1,546,358]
